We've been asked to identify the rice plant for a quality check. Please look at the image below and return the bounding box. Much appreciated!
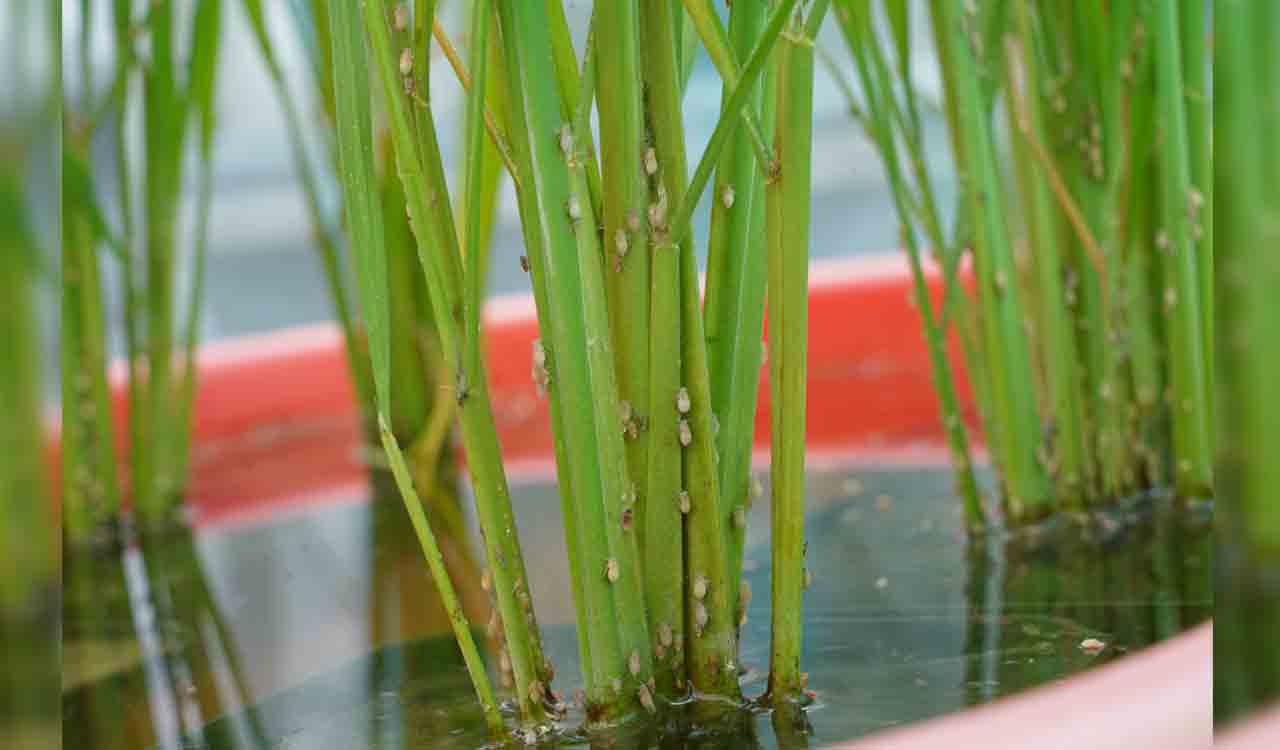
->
[1,181,57,750]
[0,160,48,631]
[326,0,828,734]
[832,0,1214,526]
[2,2,57,739]
[1215,0,1279,721]
[236,1,522,534]
[61,0,225,542]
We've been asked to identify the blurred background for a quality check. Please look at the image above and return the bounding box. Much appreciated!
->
[54,0,957,361]
[1,4,58,749]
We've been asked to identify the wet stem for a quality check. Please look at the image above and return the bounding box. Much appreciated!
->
[766,1,829,700]
[325,0,840,730]
[364,0,551,725]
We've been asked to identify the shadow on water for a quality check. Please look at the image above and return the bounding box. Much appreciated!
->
[61,467,1211,749]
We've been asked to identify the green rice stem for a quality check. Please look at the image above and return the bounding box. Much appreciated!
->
[1151,0,1212,496]
[933,0,1050,520]
[699,0,772,617]
[496,0,650,718]
[379,419,503,733]
[765,1,827,702]
[641,0,743,702]
[595,0,653,548]
[836,0,983,525]
[365,0,551,722]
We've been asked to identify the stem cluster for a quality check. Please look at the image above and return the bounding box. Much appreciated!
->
[327,0,826,734]
[833,0,1215,525]
[62,0,226,541]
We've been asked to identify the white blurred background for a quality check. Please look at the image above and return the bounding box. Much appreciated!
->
[55,0,959,356]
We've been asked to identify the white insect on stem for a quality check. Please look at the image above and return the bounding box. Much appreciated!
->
[678,418,692,448]
[692,573,709,600]
[1187,187,1204,217]
[675,386,691,415]
[614,228,629,261]
[678,490,691,515]
[620,400,639,439]
[393,3,410,31]
[532,339,551,396]
[720,184,735,209]
[648,184,669,233]
[693,600,709,636]
[399,48,413,77]
[644,146,658,176]
[558,124,574,158]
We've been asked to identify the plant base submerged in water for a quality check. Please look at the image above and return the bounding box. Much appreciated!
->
[323,0,833,738]
[52,0,1228,743]
[58,467,1211,749]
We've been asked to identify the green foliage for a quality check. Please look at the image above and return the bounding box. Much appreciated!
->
[766,1,830,701]
[0,174,49,609]
[58,0,227,542]
[311,0,829,731]
[833,0,982,523]
[1215,0,1280,719]
[834,0,1215,523]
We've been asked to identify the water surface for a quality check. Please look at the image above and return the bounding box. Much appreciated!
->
[62,467,1212,749]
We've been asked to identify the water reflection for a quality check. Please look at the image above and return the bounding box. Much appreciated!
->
[63,524,270,749]
[1,577,58,748]
[62,468,1211,749]
[62,479,486,750]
